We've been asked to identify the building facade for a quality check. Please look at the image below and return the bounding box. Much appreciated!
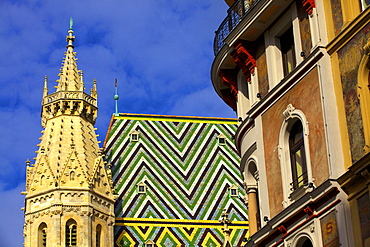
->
[211,0,370,246]
[104,114,248,247]
[23,26,115,247]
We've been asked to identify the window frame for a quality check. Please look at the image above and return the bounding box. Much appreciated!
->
[137,181,147,194]
[288,120,308,190]
[66,219,77,247]
[278,104,312,206]
[38,222,47,247]
[145,239,155,247]
[229,185,239,197]
[130,131,139,142]
[264,3,303,88]
[218,134,227,146]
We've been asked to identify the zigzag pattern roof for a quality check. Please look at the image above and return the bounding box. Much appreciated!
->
[104,114,248,246]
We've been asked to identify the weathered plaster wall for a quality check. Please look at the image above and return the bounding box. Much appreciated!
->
[338,23,370,162]
[261,67,329,216]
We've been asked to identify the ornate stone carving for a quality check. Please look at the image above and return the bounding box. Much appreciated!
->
[310,223,315,232]
[283,104,296,120]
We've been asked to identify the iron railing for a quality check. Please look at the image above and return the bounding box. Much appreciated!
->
[290,171,308,191]
[213,0,261,56]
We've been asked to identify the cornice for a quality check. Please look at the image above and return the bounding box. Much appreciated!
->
[326,8,370,55]
[246,180,340,246]
[25,187,115,203]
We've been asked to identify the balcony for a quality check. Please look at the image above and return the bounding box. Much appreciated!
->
[214,0,261,56]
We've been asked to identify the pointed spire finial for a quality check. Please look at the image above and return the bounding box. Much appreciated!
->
[66,18,75,48]
[69,17,73,30]
[43,75,48,98]
[114,79,119,117]
[90,78,98,98]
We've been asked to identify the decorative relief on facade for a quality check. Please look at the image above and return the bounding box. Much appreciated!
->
[338,23,370,162]
[298,0,313,57]
[330,0,344,35]
[283,104,296,120]
[310,223,315,233]
[320,210,339,246]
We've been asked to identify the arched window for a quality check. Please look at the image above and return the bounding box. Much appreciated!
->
[295,236,313,247]
[70,171,75,181]
[66,219,77,246]
[40,175,45,186]
[279,104,312,204]
[96,224,102,247]
[38,222,47,247]
[289,121,308,190]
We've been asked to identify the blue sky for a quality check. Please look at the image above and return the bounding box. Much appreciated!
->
[0,0,235,246]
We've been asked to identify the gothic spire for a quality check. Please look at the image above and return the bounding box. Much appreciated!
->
[55,18,83,92]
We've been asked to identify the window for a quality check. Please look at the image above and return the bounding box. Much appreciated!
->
[96,224,102,247]
[296,236,313,247]
[265,3,303,88]
[289,121,308,190]
[70,171,75,181]
[229,185,239,197]
[280,26,296,76]
[130,131,139,142]
[279,104,312,204]
[145,239,155,247]
[38,222,47,247]
[66,219,77,247]
[137,181,147,194]
[218,134,226,145]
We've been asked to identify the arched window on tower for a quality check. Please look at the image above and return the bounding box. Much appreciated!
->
[289,120,308,190]
[96,224,102,247]
[66,219,77,247]
[40,175,45,186]
[38,222,47,247]
[70,171,75,181]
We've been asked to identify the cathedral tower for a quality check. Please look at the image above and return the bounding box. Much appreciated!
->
[23,23,115,247]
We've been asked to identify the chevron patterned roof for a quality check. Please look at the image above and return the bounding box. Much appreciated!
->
[104,114,249,246]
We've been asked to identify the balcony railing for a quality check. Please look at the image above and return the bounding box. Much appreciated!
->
[214,0,260,56]
[290,171,308,191]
